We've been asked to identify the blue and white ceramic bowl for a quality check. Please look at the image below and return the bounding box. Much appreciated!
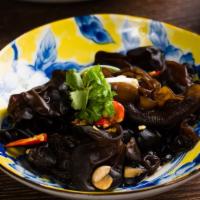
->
[0,14,200,199]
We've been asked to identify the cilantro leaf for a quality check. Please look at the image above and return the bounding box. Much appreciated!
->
[66,70,83,90]
[66,65,115,122]
[70,89,89,110]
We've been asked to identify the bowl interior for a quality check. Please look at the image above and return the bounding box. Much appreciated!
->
[0,14,200,194]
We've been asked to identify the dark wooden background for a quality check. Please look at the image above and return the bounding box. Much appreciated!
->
[0,0,200,199]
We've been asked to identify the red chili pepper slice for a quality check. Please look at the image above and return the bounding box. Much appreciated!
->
[95,118,111,128]
[95,101,125,128]
[112,100,125,123]
[5,133,47,148]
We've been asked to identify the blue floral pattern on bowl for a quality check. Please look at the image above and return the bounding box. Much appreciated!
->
[0,14,200,196]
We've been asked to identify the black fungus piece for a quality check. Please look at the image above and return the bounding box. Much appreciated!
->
[109,167,122,188]
[27,138,73,182]
[162,61,193,93]
[50,169,71,182]
[143,151,160,175]
[70,125,125,191]
[48,133,68,153]
[127,46,166,72]
[125,90,200,127]
[109,144,126,190]
[183,63,196,75]
[168,116,199,154]
[0,116,35,144]
[126,137,142,162]
[158,143,174,163]
[75,124,123,143]
[5,70,73,134]
[136,129,162,152]
[27,146,57,170]
[7,70,71,123]
[94,47,166,73]
[111,82,138,103]
[50,152,72,182]
[1,116,14,130]
[122,129,134,144]
[170,131,198,154]
[48,133,80,153]
[180,119,199,145]
[11,114,71,135]
[94,51,132,69]
[57,152,71,170]
[170,135,194,153]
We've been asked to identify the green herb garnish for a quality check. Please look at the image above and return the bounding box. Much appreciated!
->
[66,65,115,122]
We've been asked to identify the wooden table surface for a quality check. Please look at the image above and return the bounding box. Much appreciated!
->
[0,0,200,199]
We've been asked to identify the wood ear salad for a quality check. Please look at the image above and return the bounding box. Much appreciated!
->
[1,46,199,191]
